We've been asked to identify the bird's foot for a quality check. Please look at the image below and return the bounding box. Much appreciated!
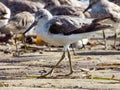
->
[65,70,73,76]
[111,44,118,50]
[53,71,73,78]
[37,70,73,78]
[37,69,54,78]
[103,44,108,50]
[12,51,21,57]
[111,45,120,50]
[96,40,108,50]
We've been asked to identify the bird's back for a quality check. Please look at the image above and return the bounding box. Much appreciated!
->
[49,17,98,35]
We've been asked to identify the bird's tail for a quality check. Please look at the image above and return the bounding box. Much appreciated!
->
[84,17,113,33]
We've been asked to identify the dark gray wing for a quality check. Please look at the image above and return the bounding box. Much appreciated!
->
[49,17,79,35]
[49,17,112,35]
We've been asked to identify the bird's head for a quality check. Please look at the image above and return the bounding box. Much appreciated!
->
[23,9,53,35]
[0,14,9,20]
[0,11,10,20]
[35,9,53,25]
[83,0,100,13]
[0,2,11,20]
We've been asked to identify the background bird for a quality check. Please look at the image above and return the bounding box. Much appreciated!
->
[0,11,36,55]
[83,0,120,49]
[1,0,44,16]
[0,2,11,27]
[0,2,11,42]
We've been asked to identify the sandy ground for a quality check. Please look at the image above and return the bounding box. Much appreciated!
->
[0,30,120,90]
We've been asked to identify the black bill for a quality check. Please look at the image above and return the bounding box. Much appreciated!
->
[23,20,37,35]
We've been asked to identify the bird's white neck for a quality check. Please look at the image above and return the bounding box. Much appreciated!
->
[36,16,53,33]
[47,12,53,20]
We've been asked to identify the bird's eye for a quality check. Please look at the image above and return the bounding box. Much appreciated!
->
[40,15,43,18]
[36,15,43,19]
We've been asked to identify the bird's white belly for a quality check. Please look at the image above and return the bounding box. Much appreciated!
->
[35,22,96,46]
[51,33,92,45]
[35,26,93,46]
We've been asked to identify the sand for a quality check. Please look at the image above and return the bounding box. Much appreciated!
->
[0,30,120,90]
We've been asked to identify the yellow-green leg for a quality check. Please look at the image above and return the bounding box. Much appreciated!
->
[113,30,118,49]
[38,51,66,77]
[14,34,20,56]
[37,49,74,78]
[71,45,76,55]
[65,49,73,76]
[103,30,107,49]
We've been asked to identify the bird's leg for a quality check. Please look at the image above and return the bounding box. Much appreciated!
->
[102,30,107,49]
[14,34,20,56]
[113,29,118,49]
[81,40,86,49]
[47,44,52,51]
[39,51,66,77]
[65,49,73,76]
[22,34,27,52]
[71,44,76,55]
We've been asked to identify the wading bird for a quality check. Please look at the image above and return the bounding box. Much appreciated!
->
[23,9,112,77]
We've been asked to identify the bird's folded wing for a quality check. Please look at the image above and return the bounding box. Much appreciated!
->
[49,17,79,34]
[49,17,112,35]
